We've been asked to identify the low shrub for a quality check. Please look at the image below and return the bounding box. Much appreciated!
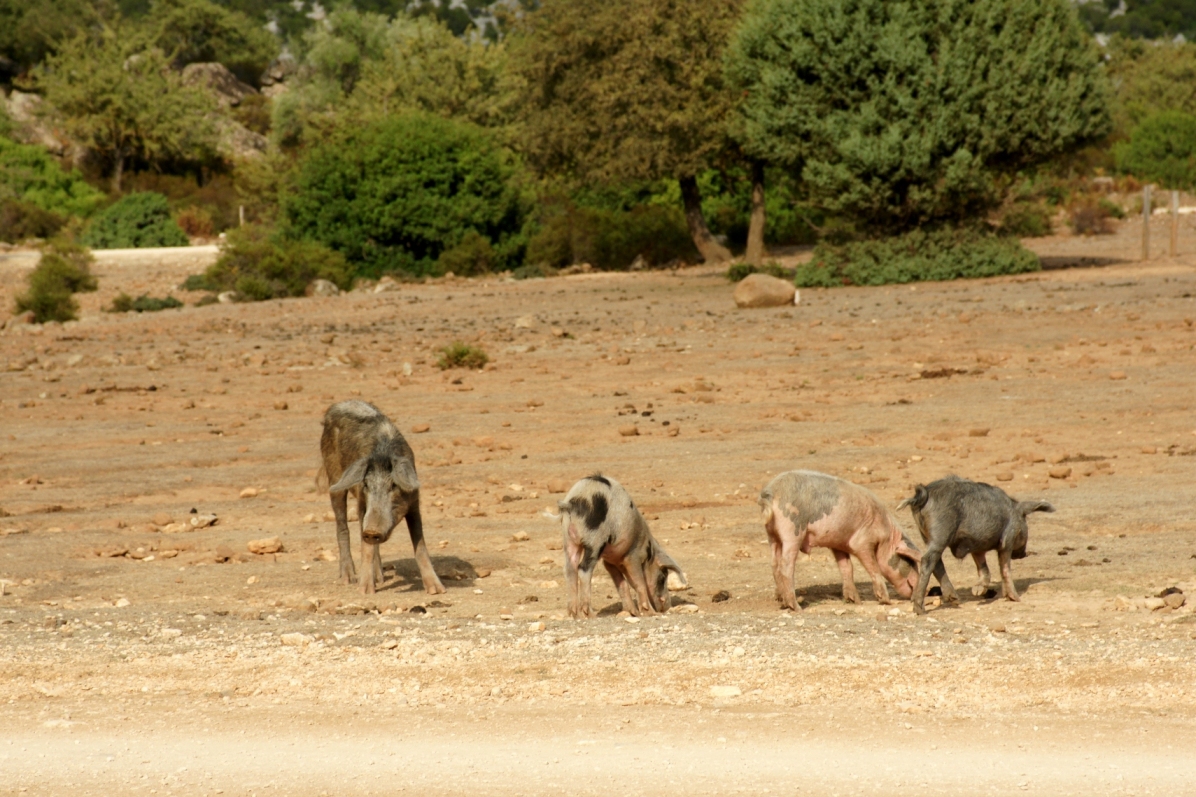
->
[726,262,795,282]
[175,206,215,238]
[436,231,496,277]
[1099,197,1126,219]
[525,203,697,271]
[999,202,1053,237]
[0,199,65,243]
[511,262,558,280]
[13,240,98,323]
[796,228,1040,288]
[0,135,105,218]
[109,293,184,313]
[1068,200,1113,235]
[199,225,351,301]
[437,341,488,370]
[81,192,190,249]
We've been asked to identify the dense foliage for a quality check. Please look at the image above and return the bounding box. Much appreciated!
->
[526,203,697,271]
[794,229,1040,287]
[0,136,105,217]
[199,225,351,301]
[284,112,527,276]
[13,240,98,323]
[149,0,279,85]
[1114,110,1196,189]
[1104,37,1196,140]
[81,192,190,249]
[727,0,1112,235]
[1078,0,1196,41]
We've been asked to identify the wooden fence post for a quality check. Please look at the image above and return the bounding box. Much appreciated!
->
[1171,190,1179,257]
[1142,185,1151,261]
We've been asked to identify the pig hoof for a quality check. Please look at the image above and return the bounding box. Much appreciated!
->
[1004,593,1021,602]
[912,604,927,616]
[942,594,961,606]
[972,585,989,596]
[425,582,447,595]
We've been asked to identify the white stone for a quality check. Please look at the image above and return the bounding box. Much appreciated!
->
[710,685,742,698]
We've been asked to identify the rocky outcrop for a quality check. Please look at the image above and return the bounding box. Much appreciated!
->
[181,62,257,108]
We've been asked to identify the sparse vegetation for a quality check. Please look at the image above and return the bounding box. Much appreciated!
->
[13,240,98,323]
[437,341,489,370]
[0,199,65,244]
[198,224,351,301]
[109,293,185,313]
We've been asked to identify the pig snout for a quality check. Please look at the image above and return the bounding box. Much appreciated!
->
[361,506,395,543]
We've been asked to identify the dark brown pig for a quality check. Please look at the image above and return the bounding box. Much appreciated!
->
[318,400,444,596]
[759,470,921,610]
[898,476,1053,614]
[551,475,686,619]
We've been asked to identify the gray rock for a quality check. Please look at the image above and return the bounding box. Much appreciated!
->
[305,279,340,297]
[733,273,796,308]
[181,63,257,108]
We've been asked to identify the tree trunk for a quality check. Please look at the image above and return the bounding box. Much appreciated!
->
[112,150,125,193]
[744,160,767,266]
[679,174,731,264]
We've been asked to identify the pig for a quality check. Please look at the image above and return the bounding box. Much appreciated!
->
[898,476,1054,614]
[552,474,686,619]
[318,400,445,596]
[759,470,921,610]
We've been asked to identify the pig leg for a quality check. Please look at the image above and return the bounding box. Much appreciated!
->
[576,549,599,619]
[912,544,951,614]
[564,534,583,619]
[621,559,658,617]
[404,506,446,595]
[372,543,384,585]
[971,552,992,596]
[603,561,636,615]
[853,545,894,605]
[767,507,802,610]
[997,548,1020,602]
[360,539,379,594]
[832,550,860,604]
[331,488,356,585]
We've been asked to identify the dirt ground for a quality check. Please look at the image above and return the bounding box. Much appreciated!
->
[1,216,1195,796]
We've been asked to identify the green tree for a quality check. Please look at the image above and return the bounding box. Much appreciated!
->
[0,0,99,76]
[726,0,1112,235]
[1078,0,1196,41]
[0,135,105,217]
[284,111,528,275]
[509,0,743,263]
[1104,36,1196,140]
[33,25,218,192]
[1115,110,1196,188]
[149,0,279,86]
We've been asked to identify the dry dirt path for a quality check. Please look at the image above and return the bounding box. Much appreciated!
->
[1,226,1195,794]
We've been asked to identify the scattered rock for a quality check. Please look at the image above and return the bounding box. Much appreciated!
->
[1141,446,1157,454]
[1109,371,1127,381]
[527,621,546,632]
[734,274,796,308]
[240,487,259,498]
[247,536,283,555]
[710,685,742,698]
[475,568,492,578]
[114,598,131,608]
[670,603,699,614]
[214,545,236,563]
[996,472,1014,482]
[618,425,639,437]
[152,512,173,527]
[280,632,314,647]
[1164,592,1186,610]
[217,291,237,304]
[160,628,183,638]
[190,514,217,529]
[968,428,990,437]
[412,423,430,433]
[511,531,530,542]
[273,401,288,411]
[712,590,731,603]
[546,478,571,493]
[1144,596,1166,611]
[615,356,631,365]
[409,605,427,615]
[305,279,340,297]
[514,314,536,329]
[1048,466,1072,479]
[667,571,687,591]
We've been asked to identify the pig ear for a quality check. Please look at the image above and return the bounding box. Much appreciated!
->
[391,458,420,493]
[656,548,687,587]
[329,458,368,494]
[895,534,922,564]
[1017,500,1054,516]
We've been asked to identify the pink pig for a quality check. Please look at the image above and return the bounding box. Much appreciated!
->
[759,470,921,610]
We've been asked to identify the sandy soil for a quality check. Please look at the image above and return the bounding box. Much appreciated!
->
[1,217,1195,796]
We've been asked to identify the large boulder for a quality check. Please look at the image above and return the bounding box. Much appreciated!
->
[3,91,71,156]
[733,273,796,308]
[181,62,257,108]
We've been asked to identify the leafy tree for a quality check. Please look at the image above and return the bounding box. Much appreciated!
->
[0,0,99,76]
[1104,36,1196,139]
[726,0,1112,235]
[284,111,528,275]
[1115,110,1196,188]
[509,0,744,263]
[34,25,218,191]
[0,135,105,217]
[149,0,279,86]
[1078,0,1196,41]
[82,192,190,248]
[347,16,518,134]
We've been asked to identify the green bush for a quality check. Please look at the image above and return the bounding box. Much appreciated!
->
[795,229,1040,288]
[726,262,795,282]
[0,199,66,243]
[511,262,559,280]
[1000,203,1053,237]
[1114,110,1196,189]
[199,224,351,301]
[437,341,489,370]
[13,240,98,323]
[0,135,105,218]
[436,230,496,276]
[285,112,528,277]
[81,192,190,249]
[526,203,697,271]
[109,292,184,313]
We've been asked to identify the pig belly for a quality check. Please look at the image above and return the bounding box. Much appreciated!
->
[802,514,855,554]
